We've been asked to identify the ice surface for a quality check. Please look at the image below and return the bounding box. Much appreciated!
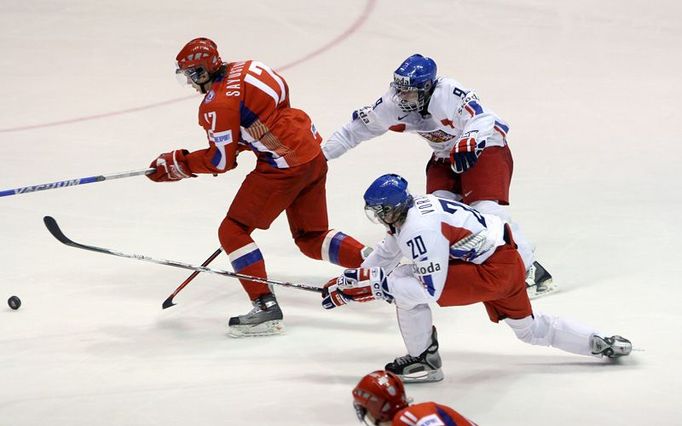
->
[1,0,681,424]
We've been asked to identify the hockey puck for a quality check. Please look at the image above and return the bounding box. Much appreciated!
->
[8,296,21,310]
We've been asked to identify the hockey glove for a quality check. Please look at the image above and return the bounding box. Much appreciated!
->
[321,278,350,310]
[337,267,393,304]
[450,136,486,174]
[147,150,195,182]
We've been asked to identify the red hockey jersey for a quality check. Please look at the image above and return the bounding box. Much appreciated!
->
[393,402,477,426]
[185,60,322,173]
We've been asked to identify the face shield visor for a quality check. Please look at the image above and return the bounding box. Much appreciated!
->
[390,82,421,112]
[175,64,211,91]
[364,203,406,227]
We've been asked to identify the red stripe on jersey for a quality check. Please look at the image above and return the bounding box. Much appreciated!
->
[389,124,406,132]
[441,222,473,246]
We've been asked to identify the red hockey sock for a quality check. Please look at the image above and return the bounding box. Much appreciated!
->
[295,229,367,268]
[219,217,270,300]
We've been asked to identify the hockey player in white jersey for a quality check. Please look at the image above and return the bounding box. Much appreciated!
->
[322,54,553,298]
[321,174,632,383]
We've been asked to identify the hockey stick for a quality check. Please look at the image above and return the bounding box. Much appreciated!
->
[0,168,155,198]
[43,216,323,294]
[162,247,223,309]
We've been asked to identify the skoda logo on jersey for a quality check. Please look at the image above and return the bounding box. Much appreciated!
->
[412,261,441,275]
[204,90,215,104]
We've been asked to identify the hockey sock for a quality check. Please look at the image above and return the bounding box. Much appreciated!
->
[219,217,269,300]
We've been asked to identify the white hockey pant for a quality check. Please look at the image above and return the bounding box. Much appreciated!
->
[471,200,535,271]
[504,312,598,356]
[396,303,434,357]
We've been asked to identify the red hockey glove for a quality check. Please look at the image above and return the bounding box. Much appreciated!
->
[450,136,486,174]
[321,278,350,310]
[147,150,195,182]
[337,267,393,303]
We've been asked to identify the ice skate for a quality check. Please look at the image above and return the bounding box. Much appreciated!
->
[590,335,632,359]
[385,326,443,383]
[228,293,284,337]
[526,261,557,299]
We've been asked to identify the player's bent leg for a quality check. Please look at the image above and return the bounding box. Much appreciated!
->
[219,217,284,337]
[504,312,632,358]
[385,304,443,383]
[295,229,369,268]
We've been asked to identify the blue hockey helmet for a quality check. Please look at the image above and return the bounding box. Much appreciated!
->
[363,174,414,228]
[390,54,437,112]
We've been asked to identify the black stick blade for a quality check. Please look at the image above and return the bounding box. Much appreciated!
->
[43,216,76,246]
[162,296,176,309]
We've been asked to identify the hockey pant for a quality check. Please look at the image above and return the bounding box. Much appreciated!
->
[219,154,366,300]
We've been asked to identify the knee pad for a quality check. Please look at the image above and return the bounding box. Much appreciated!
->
[218,217,254,252]
[505,314,554,347]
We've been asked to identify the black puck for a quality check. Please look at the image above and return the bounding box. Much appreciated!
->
[8,296,21,310]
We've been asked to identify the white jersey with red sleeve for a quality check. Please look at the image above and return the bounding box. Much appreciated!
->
[362,194,506,307]
[185,60,321,174]
[322,77,509,160]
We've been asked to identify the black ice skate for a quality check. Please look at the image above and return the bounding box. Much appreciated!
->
[385,326,443,383]
[590,335,632,359]
[526,261,557,299]
[228,293,284,337]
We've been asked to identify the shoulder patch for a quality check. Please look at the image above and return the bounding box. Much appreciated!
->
[204,90,216,104]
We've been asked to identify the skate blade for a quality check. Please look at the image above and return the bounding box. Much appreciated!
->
[400,369,444,383]
[527,280,559,299]
[227,320,285,338]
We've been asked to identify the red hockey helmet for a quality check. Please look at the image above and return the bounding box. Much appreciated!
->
[352,370,409,424]
[175,37,222,85]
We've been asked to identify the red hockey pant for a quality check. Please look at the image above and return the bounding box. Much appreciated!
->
[426,145,513,205]
[219,153,365,300]
[437,241,532,323]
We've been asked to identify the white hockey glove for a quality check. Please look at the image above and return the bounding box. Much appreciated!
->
[321,267,393,310]
[338,267,393,303]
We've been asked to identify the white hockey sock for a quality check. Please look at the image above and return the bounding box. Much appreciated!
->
[504,312,598,356]
[396,304,433,356]
[471,200,535,270]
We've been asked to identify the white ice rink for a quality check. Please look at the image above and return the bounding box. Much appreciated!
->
[1,0,681,424]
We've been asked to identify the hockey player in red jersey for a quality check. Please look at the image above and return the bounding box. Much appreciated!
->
[147,37,369,337]
[352,370,477,425]
[322,54,555,298]
[324,174,632,383]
